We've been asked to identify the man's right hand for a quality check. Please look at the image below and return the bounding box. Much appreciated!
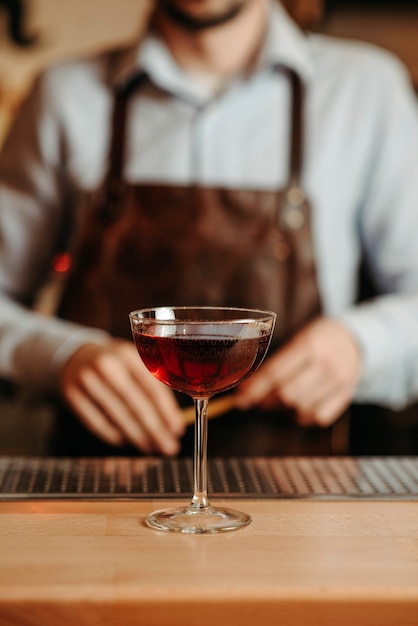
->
[59,339,185,455]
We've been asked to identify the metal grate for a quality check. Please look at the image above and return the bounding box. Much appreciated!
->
[0,456,417,500]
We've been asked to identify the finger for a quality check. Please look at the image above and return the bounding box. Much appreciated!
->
[263,338,313,384]
[252,352,342,416]
[94,347,184,452]
[236,348,310,409]
[64,383,126,447]
[77,367,158,453]
[278,364,332,413]
[120,384,182,456]
[117,344,185,437]
[296,389,351,428]
[83,368,179,454]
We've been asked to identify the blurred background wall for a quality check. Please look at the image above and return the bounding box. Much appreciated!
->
[325,0,418,87]
[0,0,152,143]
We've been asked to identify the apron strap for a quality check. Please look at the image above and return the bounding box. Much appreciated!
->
[274,65,309,234]
[276,65,304,186]
[105,72,148,214]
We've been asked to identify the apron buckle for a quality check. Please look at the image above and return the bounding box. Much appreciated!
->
[278,186,307,232]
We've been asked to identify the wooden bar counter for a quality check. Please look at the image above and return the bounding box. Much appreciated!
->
[0,497,418,626]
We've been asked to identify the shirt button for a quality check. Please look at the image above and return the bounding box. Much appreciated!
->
[272,240,291,261]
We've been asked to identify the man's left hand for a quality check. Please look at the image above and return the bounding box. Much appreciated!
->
[235,317,362,427]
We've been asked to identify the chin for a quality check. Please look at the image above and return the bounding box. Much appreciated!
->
[160,0,251,29]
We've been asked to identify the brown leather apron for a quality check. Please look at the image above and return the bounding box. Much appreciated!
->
[52,66,333,456]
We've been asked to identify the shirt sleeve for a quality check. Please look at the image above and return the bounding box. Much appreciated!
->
[0,72,109,393]
[336,56,418,409]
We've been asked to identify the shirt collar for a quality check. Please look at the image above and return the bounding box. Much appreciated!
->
[109,1,314,99]
[260,1,314,82]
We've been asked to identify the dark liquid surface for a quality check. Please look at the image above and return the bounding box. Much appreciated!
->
[134,332,269,397]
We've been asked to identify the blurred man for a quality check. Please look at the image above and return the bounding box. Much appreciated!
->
[0,0,418,456]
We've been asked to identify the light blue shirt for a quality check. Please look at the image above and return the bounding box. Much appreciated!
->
[1,2,418,407]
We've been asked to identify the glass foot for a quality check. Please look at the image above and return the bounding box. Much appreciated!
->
[146,504,251,534]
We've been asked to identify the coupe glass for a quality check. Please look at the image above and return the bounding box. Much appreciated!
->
[129,306,276,534]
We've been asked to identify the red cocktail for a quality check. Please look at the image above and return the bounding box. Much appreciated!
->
[133,332,270,396]
[129,306,276,533]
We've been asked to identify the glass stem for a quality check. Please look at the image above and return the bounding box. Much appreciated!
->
[191,397,210,510]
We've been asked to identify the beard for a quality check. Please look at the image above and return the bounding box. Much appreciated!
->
[159,0,252,31]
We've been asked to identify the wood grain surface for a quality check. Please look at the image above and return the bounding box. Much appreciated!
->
[0,498,417,625]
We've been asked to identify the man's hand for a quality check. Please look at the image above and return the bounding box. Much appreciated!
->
[235,318,362,427]
[59,339,185,454]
